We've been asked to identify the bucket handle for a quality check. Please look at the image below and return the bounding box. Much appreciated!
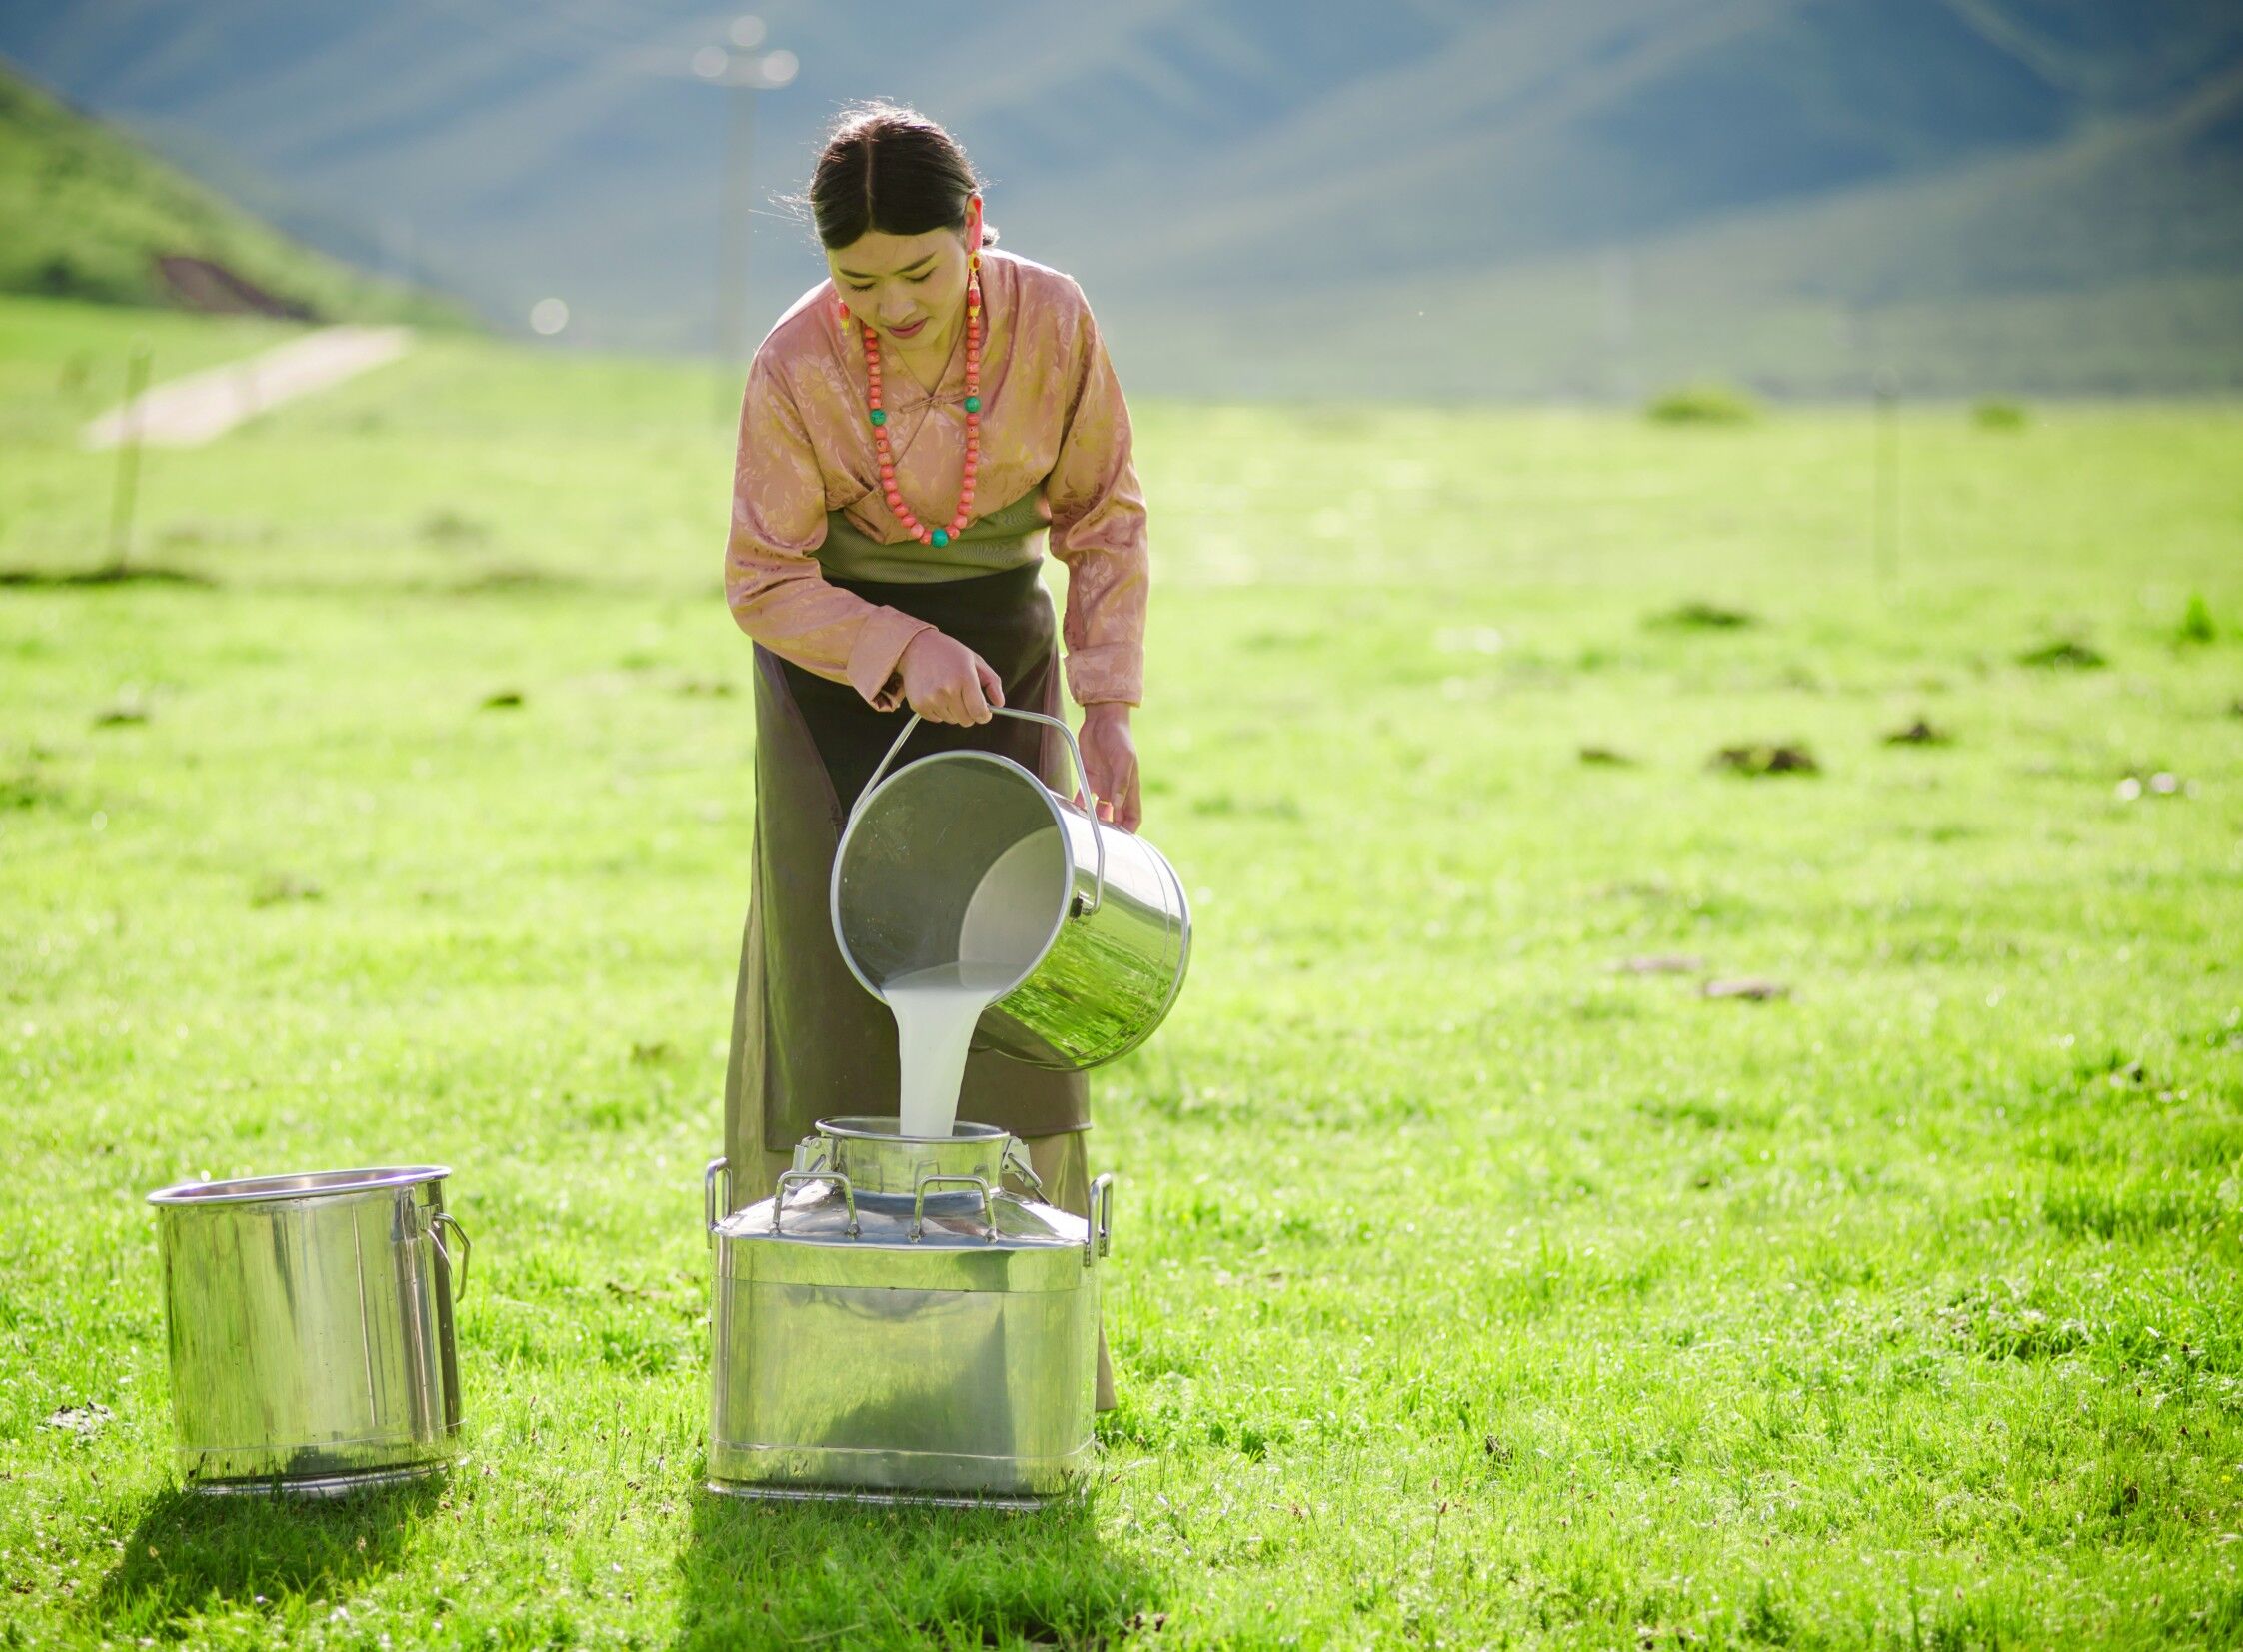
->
[853,707,1106,919]
[911,1173,996,1243]
[430,1210,473,1301]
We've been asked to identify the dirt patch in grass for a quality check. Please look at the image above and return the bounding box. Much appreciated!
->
[41,1401,114,1438]
[1615,953,1704,975]
[2017,639,2106,670]
[1884,718,1951,746]
[1702,977,1789,1001]
[249,872,323,907]
[1648,601,1756,631]
[1711,742,1818,776]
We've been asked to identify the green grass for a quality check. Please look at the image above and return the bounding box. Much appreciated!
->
[3,296,2242,1648]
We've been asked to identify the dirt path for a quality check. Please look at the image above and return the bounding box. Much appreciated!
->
[82,325,415,449]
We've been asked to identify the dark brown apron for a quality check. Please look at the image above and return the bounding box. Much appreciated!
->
[723,559,1092,1180]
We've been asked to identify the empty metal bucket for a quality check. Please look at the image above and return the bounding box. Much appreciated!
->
[831,707,1191,1070]
[146,1166,472,1495]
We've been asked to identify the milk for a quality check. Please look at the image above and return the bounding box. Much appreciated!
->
[879,827,1062,1138]
[886,962,1018,1138]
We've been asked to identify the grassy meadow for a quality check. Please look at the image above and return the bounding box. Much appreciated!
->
[3,292,2242,1648]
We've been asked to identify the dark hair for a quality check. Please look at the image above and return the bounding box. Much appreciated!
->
[803,102,999,251]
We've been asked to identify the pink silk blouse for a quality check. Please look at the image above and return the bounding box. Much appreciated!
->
[723,249,1149,710]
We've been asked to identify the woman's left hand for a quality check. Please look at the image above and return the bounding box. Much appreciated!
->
[1077,704,1142,833]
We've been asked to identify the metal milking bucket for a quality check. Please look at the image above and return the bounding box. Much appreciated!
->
[831,707,1191,1070]
[704,1117,1112,1506]
[146,1167,472,1495]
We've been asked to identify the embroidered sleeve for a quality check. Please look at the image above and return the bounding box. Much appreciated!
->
[724,349,931,709]
[1042,289,1148,707]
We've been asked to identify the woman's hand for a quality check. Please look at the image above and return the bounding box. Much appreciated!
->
[899,629,1005,726]
[1078,704,1142,832]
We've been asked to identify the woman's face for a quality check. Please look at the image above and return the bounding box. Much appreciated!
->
[827,195,982,354]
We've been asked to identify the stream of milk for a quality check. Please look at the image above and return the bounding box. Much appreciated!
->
[881,829,1061,1138]
[887,962,1020,1138]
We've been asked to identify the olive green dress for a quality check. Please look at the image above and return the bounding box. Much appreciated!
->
[721,491,1113,1408]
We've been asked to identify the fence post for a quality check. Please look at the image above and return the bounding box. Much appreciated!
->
[106,339,153,573]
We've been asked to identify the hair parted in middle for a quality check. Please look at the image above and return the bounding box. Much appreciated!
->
[799,101,999,251]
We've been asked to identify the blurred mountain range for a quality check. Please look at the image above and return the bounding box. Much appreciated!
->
[3,0,2238,397]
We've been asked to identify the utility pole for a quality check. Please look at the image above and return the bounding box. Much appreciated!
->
[106,340,151,574]
[614,17,797,414]
[696,17,799,420]
[1872,365,1899,596]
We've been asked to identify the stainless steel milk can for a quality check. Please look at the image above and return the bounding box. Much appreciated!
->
[704,1118,1112,1506]
[147,1167,472,1494]
[832,707,1191,1070]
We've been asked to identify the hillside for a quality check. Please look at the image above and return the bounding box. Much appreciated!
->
[1,2,2237,395]
[0,58,461,327]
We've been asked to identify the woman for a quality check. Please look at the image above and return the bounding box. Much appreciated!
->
[720,104,1146,1407]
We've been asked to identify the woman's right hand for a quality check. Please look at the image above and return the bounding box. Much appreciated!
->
[898,629,1006,726]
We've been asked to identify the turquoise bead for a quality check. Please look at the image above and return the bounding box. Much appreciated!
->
[964,395,981,414]
[868,408,886,426]
[931,529,950,548]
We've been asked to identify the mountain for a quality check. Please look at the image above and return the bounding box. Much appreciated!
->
[1,0,2236,396]
[1107,43,2243,399]
[0,57,461,325]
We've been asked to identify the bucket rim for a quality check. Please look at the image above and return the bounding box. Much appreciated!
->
[830,748,1073,1006]
[147,1166,452,1206]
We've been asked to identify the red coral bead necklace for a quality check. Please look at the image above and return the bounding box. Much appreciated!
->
[838,252,983,550]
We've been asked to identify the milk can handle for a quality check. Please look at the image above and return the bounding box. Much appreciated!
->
[1000,1138,1048,1201]
[911,1174,997,1243]
[431,1210,473,1302]
[852,708,1106,919]
[1087,1173,1115,1267]
[703,1156,731,1238]
[774,1170,859,1238]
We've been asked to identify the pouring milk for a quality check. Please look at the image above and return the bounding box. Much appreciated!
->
[880,828,1062,1137]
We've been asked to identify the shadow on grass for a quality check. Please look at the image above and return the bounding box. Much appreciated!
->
[0,563,218,588]
[677,1479,1162,1651]
[87,1475,439,1636]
